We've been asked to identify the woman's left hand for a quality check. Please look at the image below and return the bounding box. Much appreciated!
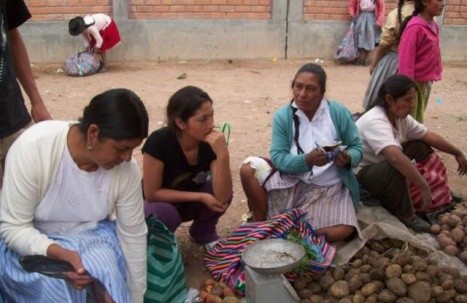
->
[455,153,467,175]
[334,151,351,167]
[204,129,229,156]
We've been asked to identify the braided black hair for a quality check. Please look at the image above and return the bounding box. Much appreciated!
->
[397,0,425,44]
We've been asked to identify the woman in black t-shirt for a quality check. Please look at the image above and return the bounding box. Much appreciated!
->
[142,86,232,248]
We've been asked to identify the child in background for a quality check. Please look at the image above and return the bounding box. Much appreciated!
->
[397,0,444,123]
[348,0,385,66]
[68,13,121,72]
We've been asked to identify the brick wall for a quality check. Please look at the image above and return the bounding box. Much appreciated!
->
[303,0,398,21]
[303,0,467,26]
[128,0,272,20]
[26,0,113,21]
[25,0,466,25]
[444,0,467,25]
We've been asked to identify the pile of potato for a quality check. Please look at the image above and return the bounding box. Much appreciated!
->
[292,239,467,303]
[198,278,240,303]
[431,201,467,263]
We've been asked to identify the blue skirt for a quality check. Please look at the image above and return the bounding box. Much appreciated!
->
[355,11,380,51]
[0,221,131,303]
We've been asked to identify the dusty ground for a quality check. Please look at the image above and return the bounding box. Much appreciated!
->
[32,59,467,290]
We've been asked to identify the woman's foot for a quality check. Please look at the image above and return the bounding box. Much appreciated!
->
[400,215,431,233]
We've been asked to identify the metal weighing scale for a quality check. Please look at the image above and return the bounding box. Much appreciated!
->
[242,238,305,303]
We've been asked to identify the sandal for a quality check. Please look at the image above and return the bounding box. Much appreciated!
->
[400,215,431,233]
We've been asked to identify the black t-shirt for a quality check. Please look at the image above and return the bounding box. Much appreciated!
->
[0,0,32,138]
[142,127,216,191]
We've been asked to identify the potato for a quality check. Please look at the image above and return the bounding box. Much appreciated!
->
[448,214,462,228]
[386,278,407,296]
[332,267,346,281]
[454,278,467,293]
[221,297,240,303]
[431,285,444,297]
[401,273,417,285]
[455,294,467,303]
[319,275,335,291]
[459,250,467,263]
[360,282,378,297]
[294,277,309,290]
[222,287,236,298]
[347,275,363,292]
[407,281,431,302]
[309,295,323,303]
[450,227,465,243]
[392,253,413,267]
[436,289,457,303]
[328,281,350,298]
[206,294,222,303]
[443,245,460,256]
[298,288,313,300]
[439,214,450,225]
[377,289,397,303]
[431,224,441,234]
[386,264,403,279]
[437,234,456,248]
[369,268,386,281]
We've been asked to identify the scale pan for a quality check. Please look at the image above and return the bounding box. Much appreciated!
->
[242,238,305,274]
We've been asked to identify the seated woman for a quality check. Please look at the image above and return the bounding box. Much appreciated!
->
[142,86,232,249]
[239,63,363,243]
[0,89,149,302]
[356,74,466,232]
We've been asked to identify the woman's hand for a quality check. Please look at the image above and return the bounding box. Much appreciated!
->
[334,150,351,167]
[46,244,93,290]
[200,193,229,213]
[420,187,433,212]
[306,148,328,167]
[204,129,229,157]
[455,153,467,175]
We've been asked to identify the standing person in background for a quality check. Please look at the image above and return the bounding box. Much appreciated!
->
[362,0,415,110]
[68,13,121,72]
[0,0,52,189]
[397,0,444,123]
[143,86,232,250]
[348,0,385,66]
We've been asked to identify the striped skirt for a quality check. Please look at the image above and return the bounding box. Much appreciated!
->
[0,221,131,303]
[355,11,379,51]
[362,51,398,110]
[265,172,362,239]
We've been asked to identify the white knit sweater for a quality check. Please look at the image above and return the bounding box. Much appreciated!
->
[0,120,147,302]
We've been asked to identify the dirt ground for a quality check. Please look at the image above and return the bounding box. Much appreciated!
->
[32,58,467,291]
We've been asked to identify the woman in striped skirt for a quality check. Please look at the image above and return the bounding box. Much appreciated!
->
[0,89,148,302]
[240,63,363,243]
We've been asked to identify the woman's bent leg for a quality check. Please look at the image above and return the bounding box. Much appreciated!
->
[144,201,182,233]
[357,161,414,218]
[239,163,268,221]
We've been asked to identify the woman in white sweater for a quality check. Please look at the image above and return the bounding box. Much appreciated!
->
[0,89,148,302]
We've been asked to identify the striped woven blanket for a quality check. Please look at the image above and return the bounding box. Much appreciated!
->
[204,208,336,295]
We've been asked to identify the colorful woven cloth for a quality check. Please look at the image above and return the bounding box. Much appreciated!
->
[204,209,336,295]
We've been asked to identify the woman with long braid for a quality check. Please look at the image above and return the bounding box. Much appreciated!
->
[362,0,415,110]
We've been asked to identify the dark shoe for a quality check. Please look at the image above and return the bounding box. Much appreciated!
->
[401,215,431,233]
[451,191,464,203]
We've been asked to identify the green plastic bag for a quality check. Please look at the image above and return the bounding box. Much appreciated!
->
[144,216,187,303]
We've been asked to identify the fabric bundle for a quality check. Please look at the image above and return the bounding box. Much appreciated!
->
[204,208,336,295]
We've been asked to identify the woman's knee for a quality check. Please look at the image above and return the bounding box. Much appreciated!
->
[239,162,255,181]
[146,202,182,232]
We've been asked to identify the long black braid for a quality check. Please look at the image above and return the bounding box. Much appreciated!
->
[397,0,425,44]
[397,0,406,26]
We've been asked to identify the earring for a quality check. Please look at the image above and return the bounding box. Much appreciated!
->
[87,145,93,151]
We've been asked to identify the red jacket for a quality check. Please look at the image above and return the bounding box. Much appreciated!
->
[348,0,386,26]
